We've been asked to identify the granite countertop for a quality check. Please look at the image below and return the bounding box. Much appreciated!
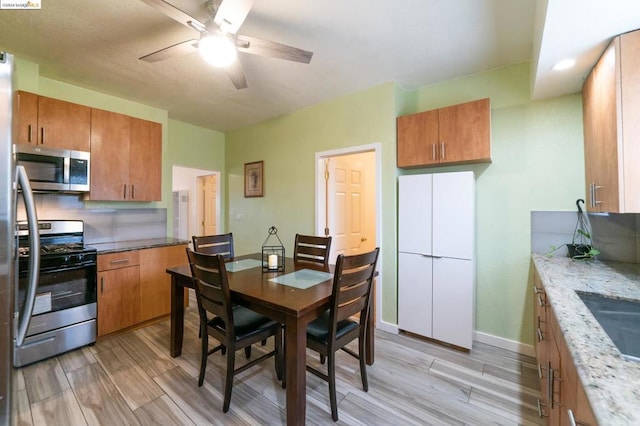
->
[532,253,640,425]
[88,237,189,254]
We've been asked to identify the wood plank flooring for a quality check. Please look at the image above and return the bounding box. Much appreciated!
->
[13,292,544,425]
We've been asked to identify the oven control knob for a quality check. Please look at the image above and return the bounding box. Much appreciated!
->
[64,255,71,263]
[77,254,84,262]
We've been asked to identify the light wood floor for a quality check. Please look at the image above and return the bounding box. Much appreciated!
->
[13,293,544,425]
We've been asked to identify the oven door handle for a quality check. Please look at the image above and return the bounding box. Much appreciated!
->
[15,165,39,347]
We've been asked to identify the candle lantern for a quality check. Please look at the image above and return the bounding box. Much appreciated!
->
[262,226,285,272]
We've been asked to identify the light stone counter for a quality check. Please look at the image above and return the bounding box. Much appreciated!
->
[532,253,640,425]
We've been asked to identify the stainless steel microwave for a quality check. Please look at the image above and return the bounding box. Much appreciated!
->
[13,144,90,192]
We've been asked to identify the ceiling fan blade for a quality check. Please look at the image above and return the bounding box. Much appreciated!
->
[226,59,248,89]
[139,0,206,31]
[140,39,199,62]
[236,35,313,64]
[214,0,254,34]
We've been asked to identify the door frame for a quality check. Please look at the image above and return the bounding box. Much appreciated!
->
[315,143,382,328]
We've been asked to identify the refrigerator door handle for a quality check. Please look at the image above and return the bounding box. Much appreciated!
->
[15,165,39,347]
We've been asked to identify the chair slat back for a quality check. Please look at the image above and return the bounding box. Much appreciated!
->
[294,234,332,268]
[186,248,233,323]
[330,248,380,331]
[193,233,235,260]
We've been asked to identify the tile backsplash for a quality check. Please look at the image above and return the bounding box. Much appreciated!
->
[17,194,167,244]
[531,210,640,263]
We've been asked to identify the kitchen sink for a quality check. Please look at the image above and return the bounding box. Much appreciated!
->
[577,291,640,362]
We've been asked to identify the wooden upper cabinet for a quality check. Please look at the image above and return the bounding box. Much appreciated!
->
[397,109,439,167]
[129,117,162,202]
[89,109,162,202]
[89,109,130,201]
[15,91,91,151]
[397,98,491,168]
[583,29,640,213]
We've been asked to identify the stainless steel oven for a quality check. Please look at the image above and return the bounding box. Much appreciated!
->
[14,220,97,367]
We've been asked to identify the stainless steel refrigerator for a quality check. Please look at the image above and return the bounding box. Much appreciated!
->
[0,52,39,425]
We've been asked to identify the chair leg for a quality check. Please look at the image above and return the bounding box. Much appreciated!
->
[328,352,338,422]
[359,336,369,392]
[198,326,208,387]
[223,344,235,413]
[244,346,251,359]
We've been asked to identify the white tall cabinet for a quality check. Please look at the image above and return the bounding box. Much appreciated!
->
[398,172,475,349]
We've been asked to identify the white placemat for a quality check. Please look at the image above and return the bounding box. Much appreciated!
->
[268,269,333,289]
[225,258,263,272]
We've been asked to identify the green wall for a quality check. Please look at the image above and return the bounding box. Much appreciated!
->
[15,56,586,347]
[397,63,584,345]
[227,62,585,346]
[225,82,399,323]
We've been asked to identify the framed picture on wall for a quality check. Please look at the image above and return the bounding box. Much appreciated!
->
[244,161,264,197]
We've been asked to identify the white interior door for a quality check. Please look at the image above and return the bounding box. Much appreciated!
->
[326,152,375,261]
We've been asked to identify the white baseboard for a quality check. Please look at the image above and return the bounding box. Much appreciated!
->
[473,330,535,357]
[377,322,535,357]
[376,320,398,334]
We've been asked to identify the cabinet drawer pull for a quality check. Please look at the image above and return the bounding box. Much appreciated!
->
[537,294,546,307]
[537,327,544,342]
[568,409,577,426]
[533,286,541,295]
[109,259,130,264]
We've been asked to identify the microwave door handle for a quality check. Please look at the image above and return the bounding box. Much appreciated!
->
[63,156,70,186]
[15,166,39,347]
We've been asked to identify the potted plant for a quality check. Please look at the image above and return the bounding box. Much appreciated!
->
[547,199,600,260]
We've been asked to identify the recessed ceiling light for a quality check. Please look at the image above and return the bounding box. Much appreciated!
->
[552,59,576,71]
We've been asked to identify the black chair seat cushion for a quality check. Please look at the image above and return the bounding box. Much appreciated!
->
[306,310,358,344]
[209,306,276,340]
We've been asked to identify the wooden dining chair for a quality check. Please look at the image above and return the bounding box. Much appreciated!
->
[192,233,234,260]
[305,247,380,422]
[293,234,332,269]
[186,248,283,413]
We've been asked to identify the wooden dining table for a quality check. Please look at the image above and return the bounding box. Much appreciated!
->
[166,253,376,425]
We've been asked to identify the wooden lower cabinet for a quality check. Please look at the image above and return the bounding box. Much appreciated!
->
[139,245,187,322]
[97,244,187,337]
[533,268,598,425]
[98,265,140,336]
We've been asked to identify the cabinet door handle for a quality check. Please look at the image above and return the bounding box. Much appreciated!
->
[537,327,544,342]
[131,185,135,199]
[441,142,445,159]
[101,276,104,293]
[40,127,45,144]
[536,398,547,418]
[123,184,127,199]
[28,124,33,142]
[537,294,546,307]
[432,143,436,160]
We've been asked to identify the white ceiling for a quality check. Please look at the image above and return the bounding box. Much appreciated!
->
[0,0,638,131]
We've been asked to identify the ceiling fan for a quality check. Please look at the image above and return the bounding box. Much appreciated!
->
[138,0,313,89]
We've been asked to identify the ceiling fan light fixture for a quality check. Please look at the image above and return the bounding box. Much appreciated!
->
[199,31,237,67]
